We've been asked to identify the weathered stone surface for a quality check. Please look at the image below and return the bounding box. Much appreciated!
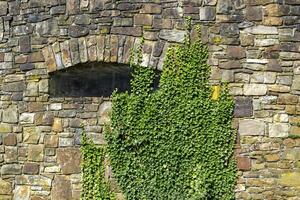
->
[277,94,298,105]
[51,175,72,200]
[44,135,58,147]
[134,14,153,26]
[227,46,246,59]
[28,145,44,162]
[20,36,31,53]
[23,127,40,144]
[159,30,185,43]
[0,123,12,133]
[23,163,39,175]
[291,75,300,91]
[269,123,289,137]
[0,1,8,16]
[111,27,142,37]
[244,25,278,35]
[69,25,89,38]
[2,105,18,123]
[200,7,216,21]
[280,172,300,187]
[246,6,262,21]
[14,186,30,200]
[3,134,17,146]
[237,156,251,171]
[244,84,268,96]
[239,119,265,135]
[20,113,35,124]
[1,164,22,175]
[234,97,253,117]
[57,148,81,174]
[141,4,161,14]
[0,180,12,194]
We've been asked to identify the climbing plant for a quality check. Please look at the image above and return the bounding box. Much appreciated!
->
[105,24,237,200]
[81,133,115,200]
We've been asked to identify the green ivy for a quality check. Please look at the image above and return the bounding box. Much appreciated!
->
[105,26,237,200]
[81,133,116,200]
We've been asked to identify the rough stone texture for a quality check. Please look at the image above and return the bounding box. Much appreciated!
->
[239,119,265,136]
[57,148,81,174]
[51,175,72,200]
[0,1,298,199]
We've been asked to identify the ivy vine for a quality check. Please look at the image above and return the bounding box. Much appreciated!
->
[105,26,237,199]
[81,133,115,200]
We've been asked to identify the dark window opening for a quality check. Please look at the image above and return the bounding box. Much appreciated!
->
[49,62,160,98]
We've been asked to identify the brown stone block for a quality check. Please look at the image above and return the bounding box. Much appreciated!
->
[141,4,161,14]
[111,27,142,37]
[277,94,298,105]
[28,102,46,112]
[3,133,17,146]
[0,180,12,195]
[263,17,283,26]
[23,162,39,175]
[28,144,44,162]
[57,148,81,174]
[42,46,57,73]
[265,154,280,162]
[264,4,284,16]
[51,175,72,200]
[52,118,63,132]
[246,6,262,21]
[290,126,300,135]
[28,52,45,63]
[237,156,251,171]
[44,135,58,148]
[226,46,246,59]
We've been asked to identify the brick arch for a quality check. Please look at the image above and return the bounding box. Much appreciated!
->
[42,34,166,74]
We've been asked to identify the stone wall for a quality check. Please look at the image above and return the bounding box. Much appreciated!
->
[0,0,299,199]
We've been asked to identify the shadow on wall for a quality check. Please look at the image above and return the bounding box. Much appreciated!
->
[49,62,161,98]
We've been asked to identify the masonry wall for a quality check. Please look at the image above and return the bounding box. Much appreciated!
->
[0,0,299,199]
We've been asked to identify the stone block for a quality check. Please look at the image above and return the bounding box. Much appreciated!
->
[14,186,30,200]
[23,127,40,144]
[3,134,17,146]
[244,25,278,35]
[59,138,74,147]
[237,156,251,171]
[52,118,63,132]
[57,148,81,174]
[69,25,89,38]
[2,105,18,123]
[292,75,300,91]
[280,172,300,187]
[269,123,289,138]
[44,135,58,148]
[277,94,298,105]
[200,7,215,21]
[234,97,253,117]
[20,36,31,53]
[141,4,161,14]
[0,180,12,194]
[42,46,57,73]
[246,6,262,21]
[0,1,8,16]
[239,119,265,136]
[111,27,142,37]
[51,175,72,200]
[227,46,246,59]
[20,113,35,124]
[159,29,185,43]
[244,84,267,96]
[28,144,44,162]
[134,14,153,26]
[0,123,12,133]
[23,163,39,175]
[1,164,22,175]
